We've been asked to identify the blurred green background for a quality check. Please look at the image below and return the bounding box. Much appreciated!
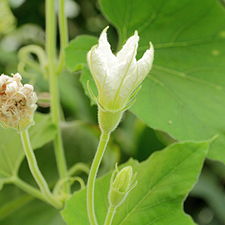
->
[0,0,225,225]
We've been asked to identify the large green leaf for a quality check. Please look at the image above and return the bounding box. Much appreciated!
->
[97,0,225,162]
[65,0,225,163]
[0,113,56,187]
[62,141,209,225]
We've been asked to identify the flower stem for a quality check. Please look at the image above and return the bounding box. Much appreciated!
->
[20,129,62,209]
[104,206,116,225]
[46,0,69,193]
[12,177,46,202]
[57,0,68,74]
[87,132,110,225]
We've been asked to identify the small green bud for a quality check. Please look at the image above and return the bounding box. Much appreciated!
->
[113,166,133,192]
[108,166,137,208]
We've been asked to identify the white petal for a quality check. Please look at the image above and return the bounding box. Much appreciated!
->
[5,81,18,94]
[87,27,117,90]
[118,43,154,105]
[87,27,122,109]
[115,65,138,105]
[95,26,117,68]
[110,31,139,104]
[117,31,139,63]
[87,45,107,91]
[137,42,154,83]
[87,27,154,111]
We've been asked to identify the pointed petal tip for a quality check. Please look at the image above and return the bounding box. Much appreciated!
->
[133,30,139,41]
[98,26,111,48]
[100,26,110,39]
[148,41,154,52]
[138,42,154,66]
[123,30,139,48]
[145,42,154,58]
[99,26,110,41]
[102,26,109,33]
[149,41,152,47]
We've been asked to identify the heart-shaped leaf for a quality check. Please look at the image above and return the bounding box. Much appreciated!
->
[62,140,209,225]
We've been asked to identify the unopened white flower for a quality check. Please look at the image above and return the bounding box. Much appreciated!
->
[0,73,37,130]
[87,27,154,112]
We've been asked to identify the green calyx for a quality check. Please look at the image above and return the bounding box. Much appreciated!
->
[98,109,123,133]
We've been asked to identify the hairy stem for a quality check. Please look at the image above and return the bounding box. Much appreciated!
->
[20,129,62,208]
[104,206,116,225]
[13,177,46,202]
[68,163,90,176]
[87,132,110,225]
[46,0,69,193]
[57,0,68,73]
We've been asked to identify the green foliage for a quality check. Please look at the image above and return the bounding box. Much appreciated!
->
[99,0,225,163]
[8,200,64,225]
[0,113,56,188]
[0,196,64,225]
[65,0,225,164]
[62,141,209,225]
[1,0,225,223]
[65,35,98,72]
[29,113,57,149]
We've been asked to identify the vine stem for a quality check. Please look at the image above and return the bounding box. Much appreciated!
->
[12,177,46,202]
[20,129,62,209]
[46,0,69,193]
[87,132,110,225]
[57,0,68,73]
[103,206,116,225]
[68,162,90,176]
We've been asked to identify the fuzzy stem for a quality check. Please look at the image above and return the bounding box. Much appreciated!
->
[104,206,116,225]
[12,177,46,202]
[46,0,69,193]
[20,130,62,209]
[57,0,68,73]
[87,132,110,225]
[68,163,90,176]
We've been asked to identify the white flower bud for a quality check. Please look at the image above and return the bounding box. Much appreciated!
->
[87,27,154,112]
[87,27,154,133]
[0,73,37,130]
